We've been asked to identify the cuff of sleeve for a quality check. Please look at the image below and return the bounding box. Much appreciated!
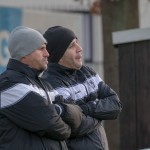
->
[55,104,63,115]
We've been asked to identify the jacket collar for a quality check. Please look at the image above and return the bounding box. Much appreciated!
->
[7,59,41,78]
[48,63,76,76]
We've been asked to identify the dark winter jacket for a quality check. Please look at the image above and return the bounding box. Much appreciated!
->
[0,59,82,150]
[42,63,122,150]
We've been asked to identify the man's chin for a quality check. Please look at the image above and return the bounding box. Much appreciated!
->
[40,66,47,72]
[76,64,82,70]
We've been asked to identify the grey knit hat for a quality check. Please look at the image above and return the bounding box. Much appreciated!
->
[8,26,47,60]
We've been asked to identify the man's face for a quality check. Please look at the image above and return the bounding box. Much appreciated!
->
[21,44,49,72]
[58,39,83,70]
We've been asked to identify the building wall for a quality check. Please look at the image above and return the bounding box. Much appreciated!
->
[0,0,91,13]
[0,7,22,73]
[0,4,104,78]
[139,0,150,28]
[2,0,149,76]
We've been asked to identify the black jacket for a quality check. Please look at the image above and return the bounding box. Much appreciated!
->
[43,63,122,150]
[0,59,80,150]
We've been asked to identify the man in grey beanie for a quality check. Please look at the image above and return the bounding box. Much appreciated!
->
[0,26,83,150]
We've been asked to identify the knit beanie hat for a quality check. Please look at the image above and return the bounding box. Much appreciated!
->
[8,26,47,60]
[43,26,77,63]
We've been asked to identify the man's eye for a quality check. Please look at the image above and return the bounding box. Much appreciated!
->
[69,44,74,48]
[39,48,46,51]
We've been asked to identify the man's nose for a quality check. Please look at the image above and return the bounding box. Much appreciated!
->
[45,49,49,57]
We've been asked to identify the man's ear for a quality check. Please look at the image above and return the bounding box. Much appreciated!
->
[20,56,26,63]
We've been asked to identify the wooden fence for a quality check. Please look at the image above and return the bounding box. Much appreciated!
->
[113,28,150,150]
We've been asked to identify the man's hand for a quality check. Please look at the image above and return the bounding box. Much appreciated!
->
[55,103,83,129]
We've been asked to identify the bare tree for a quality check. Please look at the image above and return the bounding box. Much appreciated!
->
[101,0,139,150]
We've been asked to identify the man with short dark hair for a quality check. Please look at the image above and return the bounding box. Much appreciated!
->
[43,26,122,150]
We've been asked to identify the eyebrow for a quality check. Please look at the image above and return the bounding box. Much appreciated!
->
[39,45,46,49]
[69,40,76,47]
